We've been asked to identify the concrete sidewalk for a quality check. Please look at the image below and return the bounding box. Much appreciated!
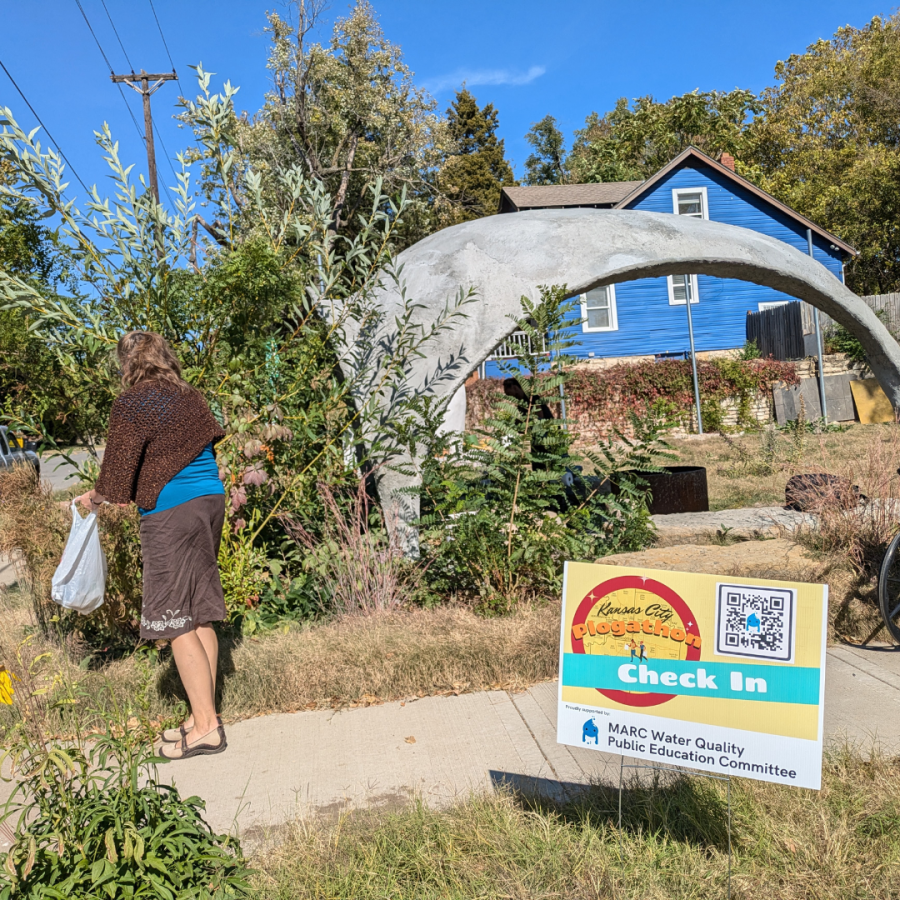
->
[152,642,900,840]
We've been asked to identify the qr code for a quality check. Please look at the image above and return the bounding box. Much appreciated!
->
[714,583,796,663]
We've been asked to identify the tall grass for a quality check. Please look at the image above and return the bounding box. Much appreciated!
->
[283,478,421,616]
[250,748,900,899]
[0,598,561,732]
[794,422,900,581]
[0,466,143,645]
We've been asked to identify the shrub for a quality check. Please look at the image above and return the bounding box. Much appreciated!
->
[0,639,253,899]
[823,309,892,364]
[418,287,667,614]
[0,467,143,647]
[0,72,470,642]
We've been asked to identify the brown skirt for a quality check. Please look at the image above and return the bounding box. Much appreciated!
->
[139,494,227,640]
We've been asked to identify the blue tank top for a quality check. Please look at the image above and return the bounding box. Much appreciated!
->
[139,443,224,516]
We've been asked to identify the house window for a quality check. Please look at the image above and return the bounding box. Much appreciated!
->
[581,285,618,332]
[669,274,697,305]
[669,187,708,305]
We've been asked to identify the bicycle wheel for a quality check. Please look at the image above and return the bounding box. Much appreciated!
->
[877,531,900,644]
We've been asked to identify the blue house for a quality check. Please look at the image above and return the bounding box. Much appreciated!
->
[485,147,855,377]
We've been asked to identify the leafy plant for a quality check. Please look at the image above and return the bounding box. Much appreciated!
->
[0,66,468,641]
[417,286,667,614]
[823,312,891,364]
[468,356,799,438]
[0,639,253,899]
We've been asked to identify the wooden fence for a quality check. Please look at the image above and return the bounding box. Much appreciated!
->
[815,292,900,336]
[746,302,806,360]
[748,293,900,360]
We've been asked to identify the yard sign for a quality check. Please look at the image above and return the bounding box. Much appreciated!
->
[558,563,828,790]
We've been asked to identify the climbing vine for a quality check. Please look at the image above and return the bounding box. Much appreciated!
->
[467,357,799,436]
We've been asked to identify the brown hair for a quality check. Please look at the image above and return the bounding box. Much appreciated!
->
[117,331,189,391]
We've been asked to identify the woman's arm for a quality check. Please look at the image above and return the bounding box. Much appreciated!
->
[93,395,147,505]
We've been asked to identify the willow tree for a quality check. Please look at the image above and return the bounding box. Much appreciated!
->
[225,0,446,243]
[0,67,466,560]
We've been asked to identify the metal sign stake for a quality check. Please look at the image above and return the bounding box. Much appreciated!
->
[616,757,732,898]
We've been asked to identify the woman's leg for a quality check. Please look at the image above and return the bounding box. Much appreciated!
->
[197,624,219,697]
[177,624,219,733]
[170,628,219,742]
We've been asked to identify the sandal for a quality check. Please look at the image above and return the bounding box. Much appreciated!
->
[159,724,227,761]
[161,715,222,744]
[161,723,187,744]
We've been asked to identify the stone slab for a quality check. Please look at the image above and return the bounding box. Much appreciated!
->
[774,374,857,424]
[650,508,815,546]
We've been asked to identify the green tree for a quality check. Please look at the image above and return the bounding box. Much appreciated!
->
[567,89,759,183]
[226,0,445,242]
[0,67,470,636]
[437,88,516,223]
[0,162,89,444]
[523,115,567,185]
[749,13,900,294]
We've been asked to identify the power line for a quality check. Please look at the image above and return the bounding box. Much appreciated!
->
[0,56,90,194]
[147,0,184,96]
[73,0,115,72]
[100,0,135,72]
[73,0,145,146]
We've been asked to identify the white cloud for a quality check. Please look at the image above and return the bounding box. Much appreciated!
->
[423,65,546,94]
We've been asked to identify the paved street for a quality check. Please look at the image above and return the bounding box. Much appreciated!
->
[39,449,99,494]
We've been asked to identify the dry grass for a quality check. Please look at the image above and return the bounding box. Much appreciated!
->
[669,422,899,512]
[668,423,900,644]
[0,594,561,730]
[250,747,900,899]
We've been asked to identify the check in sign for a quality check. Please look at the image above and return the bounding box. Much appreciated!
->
[557,563,828,789]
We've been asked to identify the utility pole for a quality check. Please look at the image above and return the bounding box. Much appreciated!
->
[110,70,177,203]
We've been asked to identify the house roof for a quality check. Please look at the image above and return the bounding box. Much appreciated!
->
[613,146,857,256]
[498,181,644,212]
[498,147,857,257]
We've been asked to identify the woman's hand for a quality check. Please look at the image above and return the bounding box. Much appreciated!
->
[75,490,107,512]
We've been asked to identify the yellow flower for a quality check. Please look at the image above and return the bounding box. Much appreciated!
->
[0,666,16,704]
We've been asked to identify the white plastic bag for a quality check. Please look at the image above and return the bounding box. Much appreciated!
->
[51,501,107,615]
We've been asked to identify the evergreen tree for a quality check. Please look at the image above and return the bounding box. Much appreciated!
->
[523,115,567,185]
[438,88,516,223]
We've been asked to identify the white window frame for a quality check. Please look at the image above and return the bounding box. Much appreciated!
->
[667,273,699,306]
[672,186,708,220]
[668,187,708,306]
[581,284,618,332]
[758,301,789,312]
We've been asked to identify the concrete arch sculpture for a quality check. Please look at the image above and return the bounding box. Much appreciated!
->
[353,208,900,551]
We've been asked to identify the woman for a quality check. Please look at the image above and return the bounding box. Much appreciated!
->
[77,331,228,760]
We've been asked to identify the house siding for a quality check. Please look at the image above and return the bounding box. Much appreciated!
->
[486,158,845,375]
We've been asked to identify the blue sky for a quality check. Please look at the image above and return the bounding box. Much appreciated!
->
[0,0,891,206]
